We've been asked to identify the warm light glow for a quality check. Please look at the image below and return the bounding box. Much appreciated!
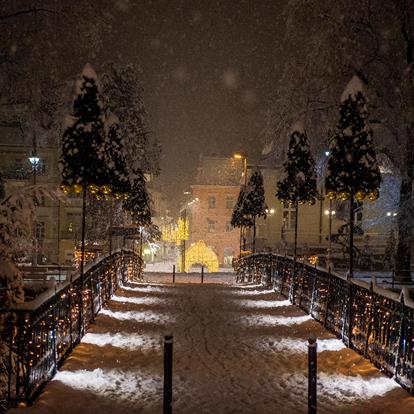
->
[233,153,243,159]
[181,240,219,272]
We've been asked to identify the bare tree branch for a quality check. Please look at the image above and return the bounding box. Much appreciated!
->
[0,8,58,21]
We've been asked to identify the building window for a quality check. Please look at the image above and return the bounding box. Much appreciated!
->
[207,219,216,233]
[224,247,235,265]
[35,222,45,240]
[282,203,296,230]
[208,196,216,209]
[225,221,232,232]
[226,196,234,209]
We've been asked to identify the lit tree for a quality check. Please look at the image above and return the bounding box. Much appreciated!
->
[325,76,381,277]
[244,170,267,252]
[276,121,318,262]
[231,185,254,254]
[268,0,414,283]
[59,63,110,335]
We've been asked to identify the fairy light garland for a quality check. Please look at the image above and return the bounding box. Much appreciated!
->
[235,252,414,393]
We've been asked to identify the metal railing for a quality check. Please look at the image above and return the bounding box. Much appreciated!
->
[0,249,143,407]
[234,252,414,395]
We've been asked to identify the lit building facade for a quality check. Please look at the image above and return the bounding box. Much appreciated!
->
[188,156,243,266]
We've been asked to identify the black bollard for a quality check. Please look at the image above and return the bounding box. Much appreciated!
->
[172,265,176,283]
[163,335,173,414]
[201,265,204,284]
[308,334,317,414]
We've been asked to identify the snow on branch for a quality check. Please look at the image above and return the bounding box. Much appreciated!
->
[340,75,366,103]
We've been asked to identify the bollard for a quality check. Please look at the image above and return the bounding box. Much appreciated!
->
[308,334,317,414]
[172,265,176,283]
[163,335,173,414]
[201,265,204,284]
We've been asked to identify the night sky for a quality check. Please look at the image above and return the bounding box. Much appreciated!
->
[101,0,286,205]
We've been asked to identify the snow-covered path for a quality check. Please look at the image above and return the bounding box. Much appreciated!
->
[11,277,414,413]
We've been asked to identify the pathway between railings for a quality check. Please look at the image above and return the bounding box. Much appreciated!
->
[10,279,414,413]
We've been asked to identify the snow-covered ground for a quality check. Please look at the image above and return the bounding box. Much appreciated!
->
[10,274,414,413]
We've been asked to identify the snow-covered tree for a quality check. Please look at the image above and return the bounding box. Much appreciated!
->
[104,114,131,196]
[59,63,109,188]
[0,185,57,396]
[326,77,381,277]
[123,171,152,227]
[326,77,381,198]
[231,185,254,253]
[277,121,318,204]
[244,170,267,252]
[277,122,318,259]
[267,0,414,282]
[102,63,161,178]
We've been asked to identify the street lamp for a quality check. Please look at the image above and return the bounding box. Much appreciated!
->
[324,205,336,270]
[29,152,41,266]
[28,152,40,185]
[233,152,247,186]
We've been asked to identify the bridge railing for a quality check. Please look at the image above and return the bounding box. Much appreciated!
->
[0,249,143,407]
[234,252,414,395]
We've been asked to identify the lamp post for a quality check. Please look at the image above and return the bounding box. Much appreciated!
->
[29,152,40,266]
[28,152,40,185]
[324,203,336,270]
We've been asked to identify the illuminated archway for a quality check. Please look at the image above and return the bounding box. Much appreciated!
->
[181,240,219,273]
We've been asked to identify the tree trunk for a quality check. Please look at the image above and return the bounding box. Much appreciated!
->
[253,217,256,253]
[294,201,299,262]
[349,193,354,279]
[395,176,413,283]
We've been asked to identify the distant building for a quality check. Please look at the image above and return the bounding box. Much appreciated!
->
[0,125,82,265]
[188,155,243,266]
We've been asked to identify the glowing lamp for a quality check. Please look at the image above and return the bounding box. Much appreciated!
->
[100,184,112,195]
[326,191,336,200]
[338,191,350,200]
[59,183,71,194]
[87,183,99,194]
[71,183,83,194]
[367,189,379,201]
[355,190,366,201]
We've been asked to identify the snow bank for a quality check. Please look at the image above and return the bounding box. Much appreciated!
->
[53,368,161,402]
[282,372,399,402]
[265,337,346,353]
[242,314,312,327]
[100,308,174,323]
[111,294,167,305]
[235,299,291,309]
[82,332,161,351]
